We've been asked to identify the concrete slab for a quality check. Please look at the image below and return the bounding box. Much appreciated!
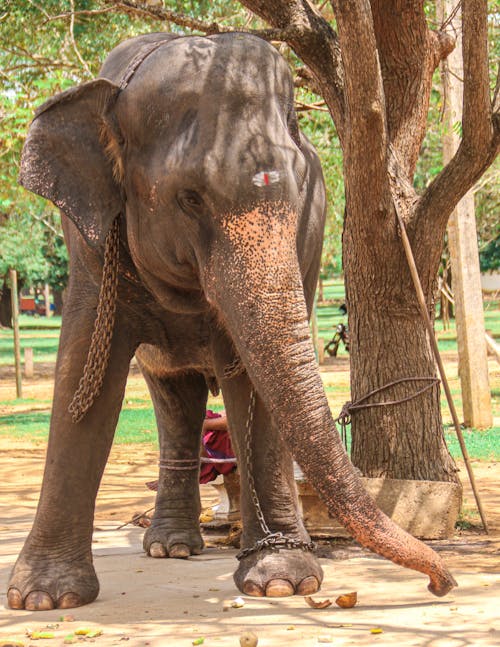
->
[0,526,499,647]
[297,475,462,539]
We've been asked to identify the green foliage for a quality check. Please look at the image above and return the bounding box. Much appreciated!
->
[0,213,49,284]
[1,1,498,289]
[480,236,500,272]
[297,93,344,277]
[0,0,154,287]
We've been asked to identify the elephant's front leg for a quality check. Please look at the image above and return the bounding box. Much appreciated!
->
[215,355,323,598]
[140,368,207,559]
[7,304,134,611]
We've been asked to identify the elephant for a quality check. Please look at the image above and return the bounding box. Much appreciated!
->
[8,32,456,611]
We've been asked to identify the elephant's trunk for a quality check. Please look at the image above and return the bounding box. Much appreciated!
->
[206,203,456,597]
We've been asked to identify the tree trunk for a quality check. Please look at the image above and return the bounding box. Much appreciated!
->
[53,288,64,315]
[0,279,13,328]
[343,210,459,482]
[318,276,324,302]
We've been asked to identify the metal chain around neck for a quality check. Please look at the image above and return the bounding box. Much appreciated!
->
[236,387,315,560]
[68,217,120,423]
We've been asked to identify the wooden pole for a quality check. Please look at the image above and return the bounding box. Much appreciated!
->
[24,347,34,379]
[9,269,22,398]
[311,291,321,363]
[440,0,492,428]
[44,282,52,318]
[395,211,489,533]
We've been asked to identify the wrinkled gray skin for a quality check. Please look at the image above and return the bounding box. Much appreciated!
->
[8,32,456,612]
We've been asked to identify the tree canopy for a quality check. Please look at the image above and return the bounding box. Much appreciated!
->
[1,1,497,290]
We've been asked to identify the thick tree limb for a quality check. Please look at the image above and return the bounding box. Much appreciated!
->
[106,0,294,40]
[369,0,454,179]
[330,0,389,213]
[107,0,235,33]
[417,0,499,229]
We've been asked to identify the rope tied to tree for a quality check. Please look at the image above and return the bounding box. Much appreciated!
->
[68,217,120,423]
[334,376,440,449]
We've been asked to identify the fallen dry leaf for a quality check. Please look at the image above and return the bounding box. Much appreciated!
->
[335,592,358,608]
[305,596,333,609]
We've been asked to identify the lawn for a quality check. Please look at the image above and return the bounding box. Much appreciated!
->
[0,315,61,365]
[1,283,499,460]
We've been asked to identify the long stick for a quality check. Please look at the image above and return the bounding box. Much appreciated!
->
[396,212,489,533]
[9,269,22,399]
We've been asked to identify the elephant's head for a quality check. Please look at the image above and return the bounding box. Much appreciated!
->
[19,33,456,596]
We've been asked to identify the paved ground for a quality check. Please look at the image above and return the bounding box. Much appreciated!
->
[0,442,498,647]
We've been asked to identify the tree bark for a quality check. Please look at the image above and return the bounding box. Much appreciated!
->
[53,288,64,316]
[0,279,13,328]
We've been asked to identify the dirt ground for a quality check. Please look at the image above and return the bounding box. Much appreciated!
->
[0,365,499,646]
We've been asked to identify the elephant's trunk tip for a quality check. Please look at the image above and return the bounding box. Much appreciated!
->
[428,568,458,597]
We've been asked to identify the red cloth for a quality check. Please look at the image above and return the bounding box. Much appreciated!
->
[199,410,236,484]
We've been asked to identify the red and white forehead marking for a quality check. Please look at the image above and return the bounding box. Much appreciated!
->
[252,170,281,187]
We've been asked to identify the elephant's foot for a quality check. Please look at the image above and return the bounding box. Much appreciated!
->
[234,548,323,597]
[8,556,98,610]
[143,525,204,559]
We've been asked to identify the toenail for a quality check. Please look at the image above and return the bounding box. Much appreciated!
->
[24,590,55,611]
[58,592,82,608]
[242,581,264,597]
[168,544,190,559]
[149,542,167,558]
[296,575,320,595]
[7,588,23,610]
[265,578,294,597]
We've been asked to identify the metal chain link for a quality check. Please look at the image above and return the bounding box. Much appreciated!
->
[68,217,120,423]
[236,388,315,560]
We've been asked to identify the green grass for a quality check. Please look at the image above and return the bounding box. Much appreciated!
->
[0,282,498,461]
[1,405,498,459]
[0,315,61,365]
[1,288,498,365]
[0,400,227,446]
[444,426,500,461]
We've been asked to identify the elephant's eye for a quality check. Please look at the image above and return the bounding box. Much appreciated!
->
[177,189,203,212]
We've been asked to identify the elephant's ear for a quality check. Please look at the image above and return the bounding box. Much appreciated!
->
[19,79,122,247]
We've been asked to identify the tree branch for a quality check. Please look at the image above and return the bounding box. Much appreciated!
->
[69,0,92,77]
[330,0,389,211]
[417,0,499,227]
[43,6,117,22]
[369,1,455,180]
[107,0,235,34]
